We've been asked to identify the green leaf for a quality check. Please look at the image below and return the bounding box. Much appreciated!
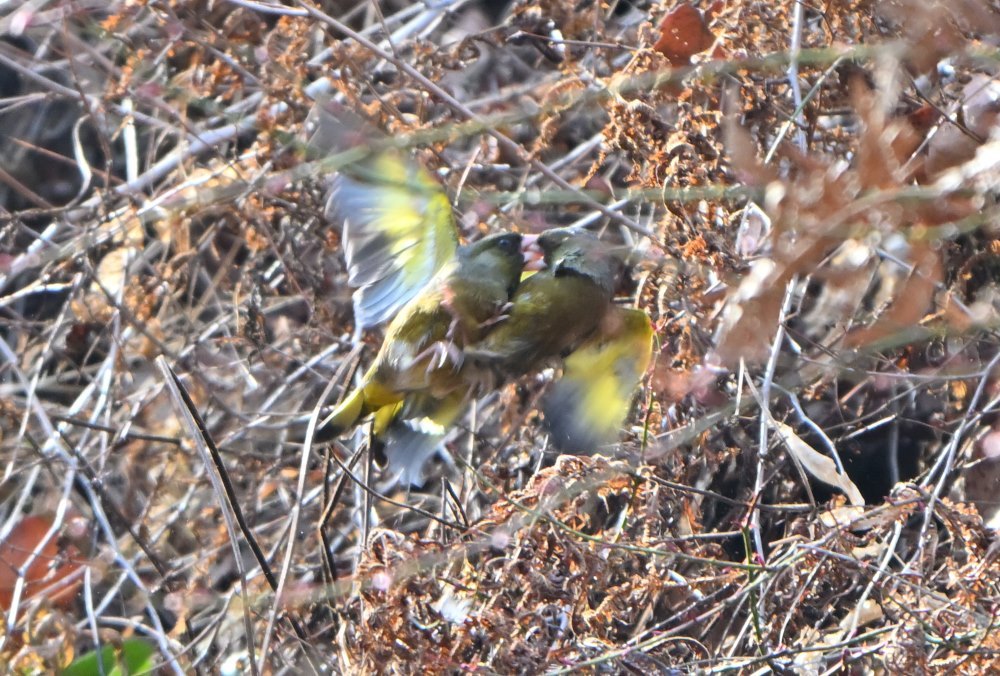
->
[61,638,157,676]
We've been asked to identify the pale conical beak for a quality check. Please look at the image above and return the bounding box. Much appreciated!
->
[521,234,546,271]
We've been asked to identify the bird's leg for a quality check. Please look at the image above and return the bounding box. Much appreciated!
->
[442,341,464,370]
[414,339,464,373]
[445,315,462,342]
[463,364,497,395]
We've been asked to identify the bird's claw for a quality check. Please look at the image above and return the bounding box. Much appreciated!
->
[446,315,461,342]
[416,340,464,373]
[480,302,513,329]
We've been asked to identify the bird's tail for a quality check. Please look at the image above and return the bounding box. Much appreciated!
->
[321,387,367,434]
[381,393,466,486]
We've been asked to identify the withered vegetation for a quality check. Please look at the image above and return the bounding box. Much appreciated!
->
[3,0,1000,672]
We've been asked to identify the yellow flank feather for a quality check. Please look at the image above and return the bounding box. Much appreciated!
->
[372,401,404,436]
[321,376,405,433]
[322,388,366,433]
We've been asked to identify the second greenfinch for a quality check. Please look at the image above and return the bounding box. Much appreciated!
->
[467,226,627,375]
[468,226,654,453]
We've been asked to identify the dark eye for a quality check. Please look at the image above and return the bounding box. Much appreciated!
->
[498,236,516,250]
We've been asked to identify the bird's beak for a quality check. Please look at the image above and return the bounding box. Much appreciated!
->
[521,234,546,271]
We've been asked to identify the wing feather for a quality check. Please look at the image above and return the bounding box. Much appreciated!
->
[327,152,459,328]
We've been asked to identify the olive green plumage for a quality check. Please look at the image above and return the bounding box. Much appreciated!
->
[468,227,653,453]
[323,149,655,479]
[323,231,524,436]
[468,227,626,375]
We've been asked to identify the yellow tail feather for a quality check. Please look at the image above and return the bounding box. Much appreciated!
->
[322,388,366,434]
[322,377,408,436]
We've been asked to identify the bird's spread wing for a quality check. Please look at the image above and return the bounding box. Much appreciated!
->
[328,151,459,329]
[542,307,654,451]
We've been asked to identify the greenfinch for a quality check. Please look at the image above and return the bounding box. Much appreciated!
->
[323,230,525,431]
[541,306,654,451]
[467,227,627,374]
[322,149,527,483]
[468,227,654,453]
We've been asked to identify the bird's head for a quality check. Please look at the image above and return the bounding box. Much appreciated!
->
[460,232,526,297]
[530,227,627,294]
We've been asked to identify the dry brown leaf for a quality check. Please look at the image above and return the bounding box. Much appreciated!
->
[844,244,941,349]
[818,504,868,529]
[773,421,866,506]
[851,77,924,188]
[652,3,716,66]
[722,110,776,187]
[72,246,137,324]
[0,515,83,614]
[927,75,1000,178]
[967,427,1000,529]
[713,258,788,364]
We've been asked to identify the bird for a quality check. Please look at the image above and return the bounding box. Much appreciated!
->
[322,229,525,434]
[467,226,654,453]
[323,149,653,477]
[321,148,528,484]
[466,226,628,375]
[541,306,654,451]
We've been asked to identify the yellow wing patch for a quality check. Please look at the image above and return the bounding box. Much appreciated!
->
[542,308,654,452]
[329,151,459,329]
